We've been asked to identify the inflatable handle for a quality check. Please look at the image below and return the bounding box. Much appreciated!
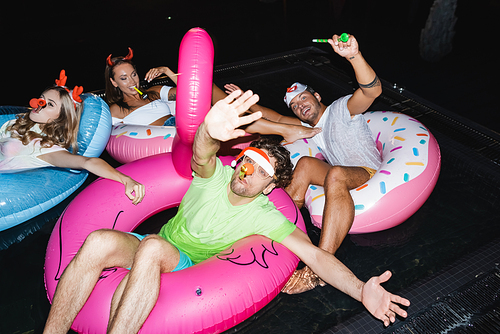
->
[172,28,214,178]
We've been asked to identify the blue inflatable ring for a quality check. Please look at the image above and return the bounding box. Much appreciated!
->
[0,93,112,232]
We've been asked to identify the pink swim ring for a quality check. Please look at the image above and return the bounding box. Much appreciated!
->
[44,28,305,333]
[283,111,441,234]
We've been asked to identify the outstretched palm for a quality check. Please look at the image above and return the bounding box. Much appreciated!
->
[362,271,411,327]
[205,90,261,142]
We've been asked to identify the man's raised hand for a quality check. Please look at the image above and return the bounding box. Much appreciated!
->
[205,90,261,142]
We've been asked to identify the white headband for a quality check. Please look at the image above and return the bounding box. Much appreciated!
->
[231,147,275,177]
[283,82,307,108]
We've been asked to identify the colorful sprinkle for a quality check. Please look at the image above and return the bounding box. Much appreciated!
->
[291,153,300,159]
[308,148,312,156]
[404,173,410,182]
[390,146,403,152]
[356,184,368,191]
[420,139,427,144]
[116,131,128,138]
[406,162,425,166]
[394,136,406,141]
[146,129,152,136]
[303,138,309,144]
[419,126,428,131]
[312,194,325,202]
[391,117,399,126]
[413,148,419,156]
[354,204,365,210]
[129,132,138,136]
[383,117,388,122]
[310,185,318,190]
[387,158,395,164]
[394,128,406,132]
[379,170,391,175]
[416,133,429,137]
[379,181,387,194]
[163,134,172,139]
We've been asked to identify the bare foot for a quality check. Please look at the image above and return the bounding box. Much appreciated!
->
[281,266,326,294]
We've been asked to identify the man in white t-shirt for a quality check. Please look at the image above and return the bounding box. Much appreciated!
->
[225,33,383,294]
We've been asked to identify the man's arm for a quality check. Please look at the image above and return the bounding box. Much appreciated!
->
[281,228,410,327]
[191,90,262,178]
[328,34,382,116]
[216,83,301,125]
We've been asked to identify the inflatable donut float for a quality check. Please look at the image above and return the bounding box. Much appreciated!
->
[283,111,441,234]
[106,123,176,164]
[44,28,305,333]
[0,94,111,232]
[106,121,259,164]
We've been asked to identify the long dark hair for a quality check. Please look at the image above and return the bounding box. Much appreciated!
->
[104,57,159,113]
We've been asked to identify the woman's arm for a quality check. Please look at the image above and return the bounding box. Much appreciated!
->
[144,66,178,85]
[38,151,145,205]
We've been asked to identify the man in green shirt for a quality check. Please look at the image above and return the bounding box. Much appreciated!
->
[44,90,410,334]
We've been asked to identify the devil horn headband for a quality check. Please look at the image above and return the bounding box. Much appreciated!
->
[106,47,134,67]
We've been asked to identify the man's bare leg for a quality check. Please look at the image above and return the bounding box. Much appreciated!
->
[283,158,370,294]
[107,235,180,334]
[43,229,140,334]
[318,165,370,254]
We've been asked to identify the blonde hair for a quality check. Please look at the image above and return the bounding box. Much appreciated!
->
[9,86,82,153]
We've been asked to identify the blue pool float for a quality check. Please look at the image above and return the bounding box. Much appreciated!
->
[0,93,111,233]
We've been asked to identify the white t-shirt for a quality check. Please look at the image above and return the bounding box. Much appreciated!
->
[302,95,382,170]
[0,119,66,173]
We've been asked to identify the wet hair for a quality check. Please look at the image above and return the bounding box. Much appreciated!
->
[9,86,81,153]
[250,136,294,189]
[104,57,159,113]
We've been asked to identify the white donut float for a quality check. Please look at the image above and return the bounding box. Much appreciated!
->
[283,111,441,234]
[106,123,259,164]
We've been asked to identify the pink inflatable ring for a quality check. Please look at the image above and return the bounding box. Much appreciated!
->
[44,28,305,333]
[283,111,441,234]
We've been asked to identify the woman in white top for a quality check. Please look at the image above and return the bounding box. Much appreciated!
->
[0,72,145,205]
[104,48,178,126]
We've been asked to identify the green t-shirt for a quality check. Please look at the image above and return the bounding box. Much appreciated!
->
[158,158,296,264]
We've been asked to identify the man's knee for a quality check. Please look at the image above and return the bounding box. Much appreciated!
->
[325,166,346,186]
[134,235,180,272]
[136,236,176,260]
[293,156,318,183]
[324,166,370,191]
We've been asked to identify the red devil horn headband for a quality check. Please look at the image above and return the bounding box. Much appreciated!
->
[106,47,134,67]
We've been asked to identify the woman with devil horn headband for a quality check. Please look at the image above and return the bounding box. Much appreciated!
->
[0,70,145,205]
[105,48,322,143]
[104,47,179,126]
